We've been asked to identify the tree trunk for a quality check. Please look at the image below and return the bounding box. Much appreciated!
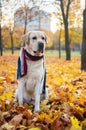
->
[11,32,14,54]
[65,22,71,60]
[81,9,86,70]
[23,11,27,46]
[24,18,27,35]
[0,24,2,56]
[58,29,61,58]
[0,0,2,56]
[60,0,71,60]
[10,30,14,54]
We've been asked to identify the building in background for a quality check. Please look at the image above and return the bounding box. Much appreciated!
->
[14,6,51,31]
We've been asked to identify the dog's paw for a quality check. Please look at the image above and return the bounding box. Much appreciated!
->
[34,106,40,111]
[14,98,17,102]
[19,102,23,106]
[41,94,46,100]
[41,93,48,101]
[18,98,23,106]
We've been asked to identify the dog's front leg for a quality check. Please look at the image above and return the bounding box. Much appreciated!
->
[34,84,40,111]
[17,80,25,106]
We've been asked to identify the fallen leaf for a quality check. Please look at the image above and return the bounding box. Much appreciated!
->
[10,113,23,126]
[29,127,41,130]
[1,123,15,130]
[70,116,82,130]
[23,109,32,119]
[51,118,63,130]
[0,86,5,93]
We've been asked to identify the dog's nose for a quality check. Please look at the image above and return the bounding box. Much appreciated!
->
[38,42,44,51]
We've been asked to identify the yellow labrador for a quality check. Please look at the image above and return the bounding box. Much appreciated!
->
[15,31,48,111]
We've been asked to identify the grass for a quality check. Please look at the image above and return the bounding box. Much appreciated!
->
[45,50,81,57]
[2,49,81,57]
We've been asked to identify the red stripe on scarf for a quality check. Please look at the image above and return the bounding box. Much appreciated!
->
[22,48,27,75]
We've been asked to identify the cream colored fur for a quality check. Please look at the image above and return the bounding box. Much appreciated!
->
[15,31,48,111]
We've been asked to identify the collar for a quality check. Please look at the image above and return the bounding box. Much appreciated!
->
[24,49,44,61]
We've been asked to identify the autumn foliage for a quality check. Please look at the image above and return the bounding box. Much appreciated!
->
[0,55,86,130]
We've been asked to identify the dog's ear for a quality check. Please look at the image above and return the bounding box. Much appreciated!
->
[22,32,30,45]
[44,33,50,44]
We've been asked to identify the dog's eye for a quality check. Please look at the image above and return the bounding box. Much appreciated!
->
[41,37,45,40]
[32,36,37,40]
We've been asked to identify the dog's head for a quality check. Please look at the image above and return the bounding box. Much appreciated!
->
[22,31,49,56]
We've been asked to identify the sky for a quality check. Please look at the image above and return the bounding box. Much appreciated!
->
[80,0,85,9]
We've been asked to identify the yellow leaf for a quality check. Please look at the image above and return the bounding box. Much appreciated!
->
[29,127,41,130]
[70,116,82,130]
[6,75,13,82]
[37,112,52,123]
[0,76,5,84]
[0,86,5,93]
[0,92,13,100]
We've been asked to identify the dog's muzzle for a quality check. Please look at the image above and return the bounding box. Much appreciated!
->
[33,42,44,55]
[38,42,44,52]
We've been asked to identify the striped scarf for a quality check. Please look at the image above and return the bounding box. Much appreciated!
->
[16,47,46,94]
[17,47,44,79]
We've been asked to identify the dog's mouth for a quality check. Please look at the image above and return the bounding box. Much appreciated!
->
[33,50,43,56]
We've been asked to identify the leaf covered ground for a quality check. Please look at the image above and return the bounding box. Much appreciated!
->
[0,55,86,130]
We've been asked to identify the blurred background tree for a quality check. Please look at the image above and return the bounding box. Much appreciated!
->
[0,0,2,56]
[81,0,86,70]
[55,0,81,60]
[0,0,83,61]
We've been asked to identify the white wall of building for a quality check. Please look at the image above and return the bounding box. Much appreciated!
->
[14,6,51,31]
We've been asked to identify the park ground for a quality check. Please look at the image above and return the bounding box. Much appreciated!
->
[3,50,81,57]
[0,51,86,130]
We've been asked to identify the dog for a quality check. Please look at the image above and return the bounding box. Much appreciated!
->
[15,31,49,111]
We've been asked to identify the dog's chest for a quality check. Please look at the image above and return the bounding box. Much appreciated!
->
[24,59,44,92]
[26,59,44,79]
